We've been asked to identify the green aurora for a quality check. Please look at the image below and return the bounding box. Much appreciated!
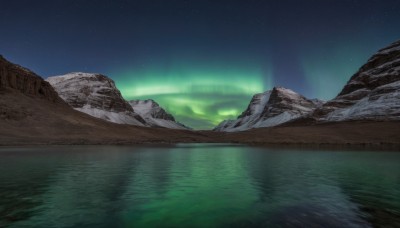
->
[114,63,272,129]
[109,37,400,131]
[2,0,400,130]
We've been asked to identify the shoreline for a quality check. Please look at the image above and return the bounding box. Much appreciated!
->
[1,141,399,151]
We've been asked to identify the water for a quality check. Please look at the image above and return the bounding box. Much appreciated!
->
[0,144,399,228]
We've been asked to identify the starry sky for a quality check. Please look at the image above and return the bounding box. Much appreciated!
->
[1,0,400,129]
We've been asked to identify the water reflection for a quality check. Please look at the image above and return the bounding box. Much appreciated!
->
[119,146,260,227]
[0,145,399,227]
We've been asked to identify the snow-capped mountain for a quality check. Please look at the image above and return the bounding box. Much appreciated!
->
[46,72,147,126]
[314,39,400,121]
[214,87,319,132]
[215,40,400,131]
[46,72,189,129]
[129,99,190,130]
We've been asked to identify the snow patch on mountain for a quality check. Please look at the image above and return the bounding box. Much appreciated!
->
[323,81,400,121]
[129,99,190,130]
[214,87,318,132]
[213,120,235,131]
[76,106,146,125]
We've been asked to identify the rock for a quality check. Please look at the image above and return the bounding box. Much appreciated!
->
[0,55,63,103]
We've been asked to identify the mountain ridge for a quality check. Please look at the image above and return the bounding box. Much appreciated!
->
[129,99,190,130]
[214,87,319,131]
[312,39,400,122]
[215,39,400,131]
[47,73,190,129]
[1,39,400,146]
[47,72,147,126]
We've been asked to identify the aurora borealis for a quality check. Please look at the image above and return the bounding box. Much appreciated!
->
[114,59,270,128]
[1,1,400,129]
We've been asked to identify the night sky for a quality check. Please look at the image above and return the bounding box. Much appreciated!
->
[1,0,400,129]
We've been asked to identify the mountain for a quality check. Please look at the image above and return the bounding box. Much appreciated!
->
[214,87,319,132]
[47,73,189,129]
[0,55,70,123]
[215,40,400,132]
[0,55,63,104]
[0,56,209,145]
[314,39,400,121]
[129,99,190,129]
[47,73,147,126]
[0,54,399,146]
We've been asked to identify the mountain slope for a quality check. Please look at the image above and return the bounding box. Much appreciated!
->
[0,55,63,103]
[46,73,146,126]
[129,99,190,129]
[0,56,210,145]
[214,87,319,131]
[314,39,400,121]
[47,73,189,129]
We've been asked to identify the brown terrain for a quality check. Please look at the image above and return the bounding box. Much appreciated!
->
[1,55,399,149]
[221,121,400,149]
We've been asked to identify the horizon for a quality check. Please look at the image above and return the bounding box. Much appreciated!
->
[1,0,400,129]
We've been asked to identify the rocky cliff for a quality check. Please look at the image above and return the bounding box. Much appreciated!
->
[0,55,62,103]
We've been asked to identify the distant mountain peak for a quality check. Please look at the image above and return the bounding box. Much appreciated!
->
[129,99,174,121]
[129,99,191,130]
[214,87,318,132]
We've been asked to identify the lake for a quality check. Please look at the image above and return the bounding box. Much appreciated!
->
[0,144,399,227]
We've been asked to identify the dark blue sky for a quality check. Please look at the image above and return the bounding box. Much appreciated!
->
[1,0,400,128]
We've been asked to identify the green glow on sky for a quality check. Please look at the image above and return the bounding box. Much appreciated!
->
[114,63,268,129]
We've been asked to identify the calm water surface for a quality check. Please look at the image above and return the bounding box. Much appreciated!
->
[0,144,399,227]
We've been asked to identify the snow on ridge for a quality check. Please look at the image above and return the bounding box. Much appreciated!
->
[214,87,318,132]
[376,40,400,55]
[76,106,145,126]
[47,72,189,130]
[145,118,189,130]
[247,91,271,116]
[213,120,235,131]
[128,99,190,130]
[323,80,400,122]
[254,111,299,129]
[275,87,300,98]
[129,99,158,117]
[47,72,102,84]
[215,41,400,131]
[318,40,400,123]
